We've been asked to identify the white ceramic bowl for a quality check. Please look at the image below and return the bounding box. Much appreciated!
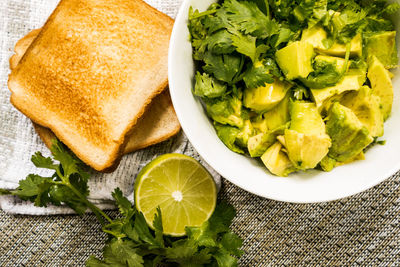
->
[168,0,400,203]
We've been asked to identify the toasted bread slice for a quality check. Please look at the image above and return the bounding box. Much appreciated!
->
[33,91,180,154]
[10,29,180,155]
[8,0,174,171]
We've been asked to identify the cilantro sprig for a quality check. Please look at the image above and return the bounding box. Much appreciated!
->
[1,140,243,266]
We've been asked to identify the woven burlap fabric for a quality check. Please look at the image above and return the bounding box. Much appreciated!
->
[1,177,400,266]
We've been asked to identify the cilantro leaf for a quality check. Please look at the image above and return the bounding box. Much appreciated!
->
[153,207,164,248]
[88,239,144,267]
[223,0,279,39]
[205,30,236,54]
[220,232,244,257]
[194,72,227,98]
[50,140,84,178]
[299,61,342,89]
[134,212,162,248]
[31,152,58,170]
[112,188,134,218]
[242,59,277,89]
[213,249,238,267]
[229,30,257,62]
[203,52,244,83]
[13,174,54,206]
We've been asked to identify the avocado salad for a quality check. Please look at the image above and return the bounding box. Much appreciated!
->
[188,0,399,177]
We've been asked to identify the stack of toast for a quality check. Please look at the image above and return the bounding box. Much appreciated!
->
[8,0,181,172]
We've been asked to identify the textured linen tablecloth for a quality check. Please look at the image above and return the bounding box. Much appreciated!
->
[1,0,400,266]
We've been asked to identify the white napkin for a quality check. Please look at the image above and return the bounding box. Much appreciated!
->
[0,0,221,215]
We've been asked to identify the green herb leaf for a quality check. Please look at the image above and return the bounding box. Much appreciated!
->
[31,152,58,170]
[153,207,164,248]
[223,0,279,39]
[203,52,244,83]
[93,239,144,267]
[112,188,134,218]
[194,72,227,98]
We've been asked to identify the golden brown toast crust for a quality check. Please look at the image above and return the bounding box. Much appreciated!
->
[11,29,180,159]
[8,0,174,171]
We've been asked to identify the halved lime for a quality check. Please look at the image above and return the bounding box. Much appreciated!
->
[134,153,217,236]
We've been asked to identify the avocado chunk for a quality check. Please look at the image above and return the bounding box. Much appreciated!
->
[326,103,373,162]
[341,86,384,137]
[248,133,276,157]
[367,56,394,121]
[205,95,244,128]
[284,102,331,170]
[289,102,325,135]
[311,72,365,112]
[365,31,397,69]
[261,142,296,177]
[236,120,255,148]
[275,41,314,80]
[319,156,337,172]
[301,26,362,58]
[214,123,244,154]
[301,26,328,50]
[251,92,291,133]
[248,124,287,157]
[244,79,292,112]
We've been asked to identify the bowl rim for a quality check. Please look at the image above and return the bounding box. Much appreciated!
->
[168,0,400,203]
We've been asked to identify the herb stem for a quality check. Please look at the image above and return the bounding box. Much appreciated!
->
[265,0,270,19]
[64,181,113,225]
[341,42,351,76]
[190,9,217,19]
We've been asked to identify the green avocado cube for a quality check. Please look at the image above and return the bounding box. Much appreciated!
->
[365,31,397,69]
[236,120,255,148]
[311,72,365,113]
[275,41,314,80]
[284,102,331,170]
[248,133,276,157]
[248,124,287,157]
[326,103,374,162]
[244,79,292,113]
[261,142,296,177]
[341,86,384,137]
[319,156,337,172]
[367,56,394,121]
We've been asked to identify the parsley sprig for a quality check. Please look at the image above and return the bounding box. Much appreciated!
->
[1,140,243,266]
